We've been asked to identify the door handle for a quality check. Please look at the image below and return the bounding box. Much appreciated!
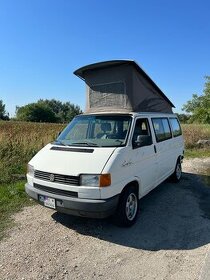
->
[154,145,157,153]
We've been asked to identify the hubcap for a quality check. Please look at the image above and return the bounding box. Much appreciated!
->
[126,193,138,221]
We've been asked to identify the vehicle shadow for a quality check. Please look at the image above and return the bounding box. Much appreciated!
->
[52,172,210,251]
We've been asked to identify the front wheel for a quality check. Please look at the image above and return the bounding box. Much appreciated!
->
[171,159,182,182]
[113,186,139,227]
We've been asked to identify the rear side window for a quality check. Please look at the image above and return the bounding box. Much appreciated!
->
[152,118,172,142]
[170,118,182,137]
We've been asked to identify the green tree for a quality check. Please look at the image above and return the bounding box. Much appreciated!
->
[15,99,82,123]
[182,76,210,123]
[176,113,190,123]
[0,100,9,120]
[37,99,82,123]
[16,103,57,123]
[57,102,82,122]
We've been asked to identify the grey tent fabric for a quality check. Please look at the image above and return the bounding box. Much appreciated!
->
[74,60,174,113]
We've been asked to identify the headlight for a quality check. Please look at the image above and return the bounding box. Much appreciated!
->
[80,174,111,187]
[27,164,34,177]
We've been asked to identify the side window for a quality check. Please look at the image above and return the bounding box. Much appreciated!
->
[132,118,152,148]
[152,118,172,142]
[162,119,172,139]
[170,118,182,137]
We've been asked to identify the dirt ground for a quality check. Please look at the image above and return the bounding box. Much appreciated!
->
[1,158,210,280]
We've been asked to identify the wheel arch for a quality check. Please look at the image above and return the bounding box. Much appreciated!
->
[121,180,141,199]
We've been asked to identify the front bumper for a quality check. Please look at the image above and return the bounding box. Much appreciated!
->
[25,183,119,218]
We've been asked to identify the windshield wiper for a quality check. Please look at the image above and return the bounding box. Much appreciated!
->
[114,139,124,144]
[53,140,68,146]
[71,142,99,147]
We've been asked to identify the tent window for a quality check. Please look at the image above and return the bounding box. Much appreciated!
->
[89,82,127,108]
[90,82,125,94]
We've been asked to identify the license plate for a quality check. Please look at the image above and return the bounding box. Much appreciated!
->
[39,195,56,209]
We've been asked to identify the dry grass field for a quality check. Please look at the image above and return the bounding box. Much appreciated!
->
[0,121,65,184]
[182,124,210,157]
[182,124,210,148]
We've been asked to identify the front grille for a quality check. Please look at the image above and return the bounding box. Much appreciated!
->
[34,170,79,186]
[34,183,78,197]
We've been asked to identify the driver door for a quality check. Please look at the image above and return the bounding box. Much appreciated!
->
[131,118,158,194]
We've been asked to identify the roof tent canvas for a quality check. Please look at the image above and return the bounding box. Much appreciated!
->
[74,60,174,113]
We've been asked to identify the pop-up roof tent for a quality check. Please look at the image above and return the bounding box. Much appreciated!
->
[74,60,174,113]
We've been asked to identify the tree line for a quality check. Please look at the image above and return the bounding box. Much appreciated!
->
[0,99,82,123]
[0,76,209,123]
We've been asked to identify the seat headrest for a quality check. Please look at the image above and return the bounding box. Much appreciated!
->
[101,123,111,132]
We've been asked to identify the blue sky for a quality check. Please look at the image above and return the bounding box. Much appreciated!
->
[0,0,209,116]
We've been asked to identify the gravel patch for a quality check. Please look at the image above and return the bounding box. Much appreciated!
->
[1,158,210,280]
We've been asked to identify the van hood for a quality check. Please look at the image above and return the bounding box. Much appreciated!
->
[29,144,116,176]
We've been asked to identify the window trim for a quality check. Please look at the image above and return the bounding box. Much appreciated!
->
[132,117,153,149]
[151,117,172,143]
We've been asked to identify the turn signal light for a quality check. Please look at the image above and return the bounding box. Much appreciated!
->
[100,174,111,187]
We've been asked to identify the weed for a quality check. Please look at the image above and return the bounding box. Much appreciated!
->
[0,181,34,240]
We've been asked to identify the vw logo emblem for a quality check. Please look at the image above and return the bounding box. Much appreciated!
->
[49,174,55,182]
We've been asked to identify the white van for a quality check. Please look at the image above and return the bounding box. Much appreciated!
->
[25,112,184,226]
[25,60,184,226]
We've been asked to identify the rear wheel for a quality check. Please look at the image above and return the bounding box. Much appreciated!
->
[113,186,139,227]
[172,159,182,182]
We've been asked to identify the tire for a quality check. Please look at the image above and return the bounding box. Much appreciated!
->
[113,186,139,227]
[171,159,182,182]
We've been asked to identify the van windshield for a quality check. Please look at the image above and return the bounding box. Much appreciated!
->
[55,115,132,147]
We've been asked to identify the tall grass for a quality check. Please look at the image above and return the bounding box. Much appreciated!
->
[0,121,65,184]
